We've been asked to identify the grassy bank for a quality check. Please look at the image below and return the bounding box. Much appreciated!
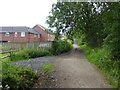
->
[77,41,118,88]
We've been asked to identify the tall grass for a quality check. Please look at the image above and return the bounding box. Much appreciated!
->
[2,61,38,90]
[11,48,53,61]
[79,44,118,87]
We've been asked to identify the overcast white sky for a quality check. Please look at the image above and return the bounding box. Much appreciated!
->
[0,0,57,28]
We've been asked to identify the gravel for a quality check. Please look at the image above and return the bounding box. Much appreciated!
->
[12,56,57,73]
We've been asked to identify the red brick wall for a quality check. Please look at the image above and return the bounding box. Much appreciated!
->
[33,25,55,42]
[29,33,40,42]
[48,34,55,41]
[0,32,15,42]
[0,32,40,42]
[34,25,48,42]
[14,32,29,42]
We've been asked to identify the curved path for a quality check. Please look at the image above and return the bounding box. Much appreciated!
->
[54,44,111,88]
[13,43,111,88]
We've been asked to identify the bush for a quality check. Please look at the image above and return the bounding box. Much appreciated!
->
[28,48,53,58]
[11,48,53,61]
[11,49,30,61]
[10,40,72,61]
[52,39,73,55]
[2,61,38,90]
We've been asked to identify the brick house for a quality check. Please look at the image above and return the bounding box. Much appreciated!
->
[0,27,40,43]
[33,25,55,42]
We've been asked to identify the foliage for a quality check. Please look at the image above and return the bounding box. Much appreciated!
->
[11,49,30,61]
[102,3,120,61]
[46,2,107,48]
[11,44,72,61]
[28,48,53,58]
[2,61,38,90]
[41,64,54,73]
[78,43,119,87]
[52,39,73,55]
[11,48,53,61]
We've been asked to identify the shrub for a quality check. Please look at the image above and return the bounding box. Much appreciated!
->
[52,39,73,55]
[11,49,30,61]
[28,48,53,58]
[11,48,53,61]
[2,61,38,90]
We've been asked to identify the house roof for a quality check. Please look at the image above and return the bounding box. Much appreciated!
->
[34,24,54,35]
[28,28,40,34]
[35,24,48,31]
[0,27,40,34]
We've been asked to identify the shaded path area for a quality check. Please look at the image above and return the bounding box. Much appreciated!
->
[13,43,111,88]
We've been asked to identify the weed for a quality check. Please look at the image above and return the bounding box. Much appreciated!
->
[2,61,38,90]
[41,64,54,73]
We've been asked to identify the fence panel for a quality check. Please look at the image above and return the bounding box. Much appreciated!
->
[1,41,53,52]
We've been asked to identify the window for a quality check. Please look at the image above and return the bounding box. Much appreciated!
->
[5,32,10,36]
[15,32,17,37]
[38,34,40,38]
[34,34,36,37]
[21,32,25,37]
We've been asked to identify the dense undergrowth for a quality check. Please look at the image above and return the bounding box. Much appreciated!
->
[2,61,39,90]
[2,39,72,89]
[11,48,53,61]
[52,39,73,55]
[77,40,119,88]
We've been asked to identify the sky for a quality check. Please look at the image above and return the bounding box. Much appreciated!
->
[0,0,57,28]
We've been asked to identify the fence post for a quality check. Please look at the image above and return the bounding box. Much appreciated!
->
[9,51,12,61]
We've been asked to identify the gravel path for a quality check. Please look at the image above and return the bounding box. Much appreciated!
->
[13,43,111,88]
[12,56,57,73]
[53,44,111,88]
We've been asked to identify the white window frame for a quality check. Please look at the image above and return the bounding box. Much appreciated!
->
[21,32,25,37]
[34,34,36,37]
[15,32,17,37]
[5,32,10,36]
[38,34,40,38]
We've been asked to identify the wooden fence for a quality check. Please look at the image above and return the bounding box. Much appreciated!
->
[0,41,53,52]
[0,50,17,59]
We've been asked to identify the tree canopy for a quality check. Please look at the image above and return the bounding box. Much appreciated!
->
[46,2,120,61]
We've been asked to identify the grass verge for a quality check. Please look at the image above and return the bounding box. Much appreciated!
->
[79,44,118,88]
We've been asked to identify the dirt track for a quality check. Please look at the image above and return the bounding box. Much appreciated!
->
[13,43,111,88]
[53,44,111,88]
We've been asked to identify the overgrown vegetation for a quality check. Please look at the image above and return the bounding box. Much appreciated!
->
[52,39,73,55]
[11,48,53,61]
[9,40,72,61]
[77,41,118,87]
[46,2,120,88]
[2,61,39,90]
